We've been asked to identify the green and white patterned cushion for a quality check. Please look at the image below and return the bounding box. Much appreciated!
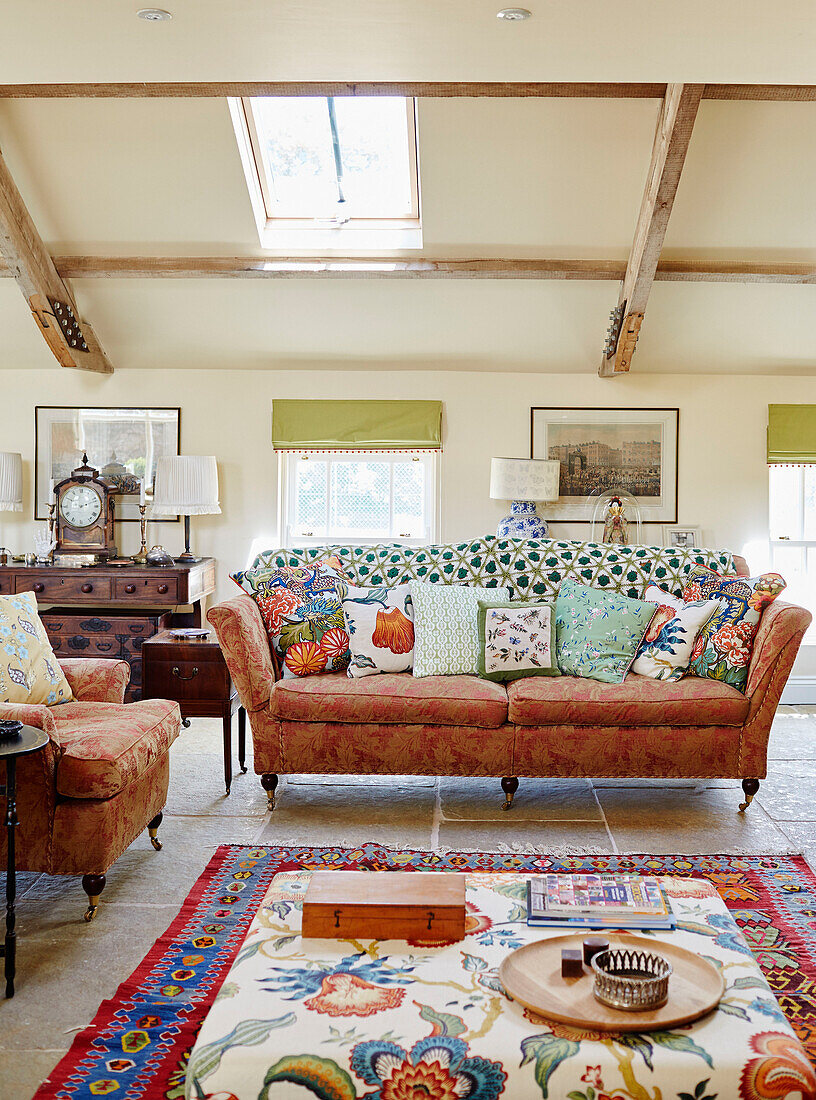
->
[555,579,657,684]
[250,536,735,602]
[411,581,510,678]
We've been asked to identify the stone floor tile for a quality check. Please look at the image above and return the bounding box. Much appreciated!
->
[439,776,601,821]
[597,786,796,853]
[766,709,816,760]
[165,753,266,816]
[0,1049,69,1097]
[755,763,816,820]
[288,773,436,787]
[272,780,436,819]
[436,819,613,853]
[254,818,434,849]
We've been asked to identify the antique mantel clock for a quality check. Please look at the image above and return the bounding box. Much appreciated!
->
[53,454,117,561]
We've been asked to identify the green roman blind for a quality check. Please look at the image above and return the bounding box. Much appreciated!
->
[272,399,442,451]
[767,404,816,464]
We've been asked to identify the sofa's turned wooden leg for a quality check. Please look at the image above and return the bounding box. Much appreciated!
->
[147,811,164,851]
[82,873,106,923]
[739,778,760,813]
[261,773,279,811]
[501,776,519,811]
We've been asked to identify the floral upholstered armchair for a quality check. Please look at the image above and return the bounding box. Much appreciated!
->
[0,657,181,920]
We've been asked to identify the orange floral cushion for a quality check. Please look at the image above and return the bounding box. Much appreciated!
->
[342,584,415,677]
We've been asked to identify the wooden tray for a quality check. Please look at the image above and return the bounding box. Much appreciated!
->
[499,933,724,1032]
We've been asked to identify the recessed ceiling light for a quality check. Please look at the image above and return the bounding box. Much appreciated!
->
[137,8,173,20]
[496,7,532,19]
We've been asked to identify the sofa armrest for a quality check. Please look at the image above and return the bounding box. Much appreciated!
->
[59,658,131,703]
[207,594,279,713]
[739,600,812,776]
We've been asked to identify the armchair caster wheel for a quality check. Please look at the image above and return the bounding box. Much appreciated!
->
[81,873,106,923]
[501,776,519,811]
[181,718,191,729]
[147,811,163,851]
[739,778,760,813]
[261,773,278,811]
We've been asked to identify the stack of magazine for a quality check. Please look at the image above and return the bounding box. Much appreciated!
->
[527,874,676,930]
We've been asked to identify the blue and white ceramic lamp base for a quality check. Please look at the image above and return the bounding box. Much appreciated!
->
[496,500,550,539]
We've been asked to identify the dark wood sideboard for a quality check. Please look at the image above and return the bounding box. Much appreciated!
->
[0,559,216,701]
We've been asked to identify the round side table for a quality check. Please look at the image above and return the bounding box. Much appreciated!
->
[1,724,49,998]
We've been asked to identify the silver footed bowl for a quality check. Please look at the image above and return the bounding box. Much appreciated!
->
[590,947,672,1011]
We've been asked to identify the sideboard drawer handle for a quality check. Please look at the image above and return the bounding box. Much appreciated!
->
[157,583,169,595]
[33,582,45,593]
[172,666,199,681]
[81,583,93,594]
[124,583,136,594]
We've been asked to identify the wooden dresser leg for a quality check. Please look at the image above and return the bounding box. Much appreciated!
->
[238,707,247,773]
[82,873,106,922]
[739,778,760,813]
[261,773,278,811]
[223,712,233,796]
[501,776,519,811]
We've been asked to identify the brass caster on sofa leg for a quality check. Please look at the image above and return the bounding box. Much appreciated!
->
[261,773,279,812]
[147,810,163,851]
[739,778,760,813]
[501,776,519,811]
[82,873,106,923]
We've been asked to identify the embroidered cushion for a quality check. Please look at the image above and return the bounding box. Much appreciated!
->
[681,566,786,692]
[555,579,656,684]
[231,559,350,679]
[342,584,415,678]
[476,599,559,682]
[631,585,724,682]
[411,581,511,678]
[0,592,73,705]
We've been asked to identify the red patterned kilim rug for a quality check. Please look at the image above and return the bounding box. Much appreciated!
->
[33,846,816,1098]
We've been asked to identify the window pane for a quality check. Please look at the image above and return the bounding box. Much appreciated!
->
[804,467,816,540]
[330,461,390,536]
[769,466,802,540]
[253,97,413,219]
[294,459,327,535]
[393,460,425,538]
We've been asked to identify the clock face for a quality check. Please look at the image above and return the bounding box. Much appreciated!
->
[60,484,103,528]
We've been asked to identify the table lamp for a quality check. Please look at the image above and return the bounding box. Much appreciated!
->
[0,452,23,563]
[490,457,560,539]
[150,456,221,563]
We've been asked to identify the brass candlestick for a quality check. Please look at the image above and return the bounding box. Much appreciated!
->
[133,504,148,564]
[47,502,56,561]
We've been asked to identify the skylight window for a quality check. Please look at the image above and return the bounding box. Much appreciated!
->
[230,96,421,250]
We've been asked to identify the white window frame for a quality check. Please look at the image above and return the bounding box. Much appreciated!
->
[279,450,439,548]
[769,465,815,640]
[229,97,422,251]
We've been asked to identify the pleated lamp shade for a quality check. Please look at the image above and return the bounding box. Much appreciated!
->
[151,456,221,518]
[0,452,23,512]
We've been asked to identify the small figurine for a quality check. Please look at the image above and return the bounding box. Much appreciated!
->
[602,495,630,545]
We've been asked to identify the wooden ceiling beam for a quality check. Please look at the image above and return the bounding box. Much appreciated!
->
[0,81,814,101]
[0,146,112,372]
[0,255,814,282]
[599,83,703,377]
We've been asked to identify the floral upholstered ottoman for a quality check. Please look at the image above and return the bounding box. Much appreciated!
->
[185,872,814,1100]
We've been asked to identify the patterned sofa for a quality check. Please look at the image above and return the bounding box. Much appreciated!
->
[0,657,180,920]
[208,537,811,813]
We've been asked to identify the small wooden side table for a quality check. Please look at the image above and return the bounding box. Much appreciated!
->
[1,724,49,998]
[142,630,246,795]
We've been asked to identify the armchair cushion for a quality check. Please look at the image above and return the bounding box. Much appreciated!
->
[53,699,181,800]
[59,658,130,703]
[0,592,73,705]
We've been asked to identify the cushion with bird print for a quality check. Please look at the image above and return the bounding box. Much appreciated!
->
[476,599,560,682]
[342,584,415,677]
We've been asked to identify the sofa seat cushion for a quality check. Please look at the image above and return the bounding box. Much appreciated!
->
[53,700,181,800]
[507,672,749,727]
[272,672,509,729]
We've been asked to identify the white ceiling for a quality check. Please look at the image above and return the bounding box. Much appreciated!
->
[3,1,816,84]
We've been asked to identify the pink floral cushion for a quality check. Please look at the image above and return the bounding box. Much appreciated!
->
[681,567,787,692]
[53,699,181,800]
[507,672,749,727]
[272,672,509,729]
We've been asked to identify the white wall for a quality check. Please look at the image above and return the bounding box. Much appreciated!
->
[1,366,814,671]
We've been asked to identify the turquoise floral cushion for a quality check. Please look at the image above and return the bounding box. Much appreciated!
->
[476,600,560,682]
[411,581,510,677]
[555,580,657,684]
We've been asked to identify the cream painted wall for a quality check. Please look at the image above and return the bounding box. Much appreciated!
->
[1,367,814,672]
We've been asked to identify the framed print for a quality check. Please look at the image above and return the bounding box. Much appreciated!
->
[664,525,702,549]
[35,406,180,521]
[531,407,678,523]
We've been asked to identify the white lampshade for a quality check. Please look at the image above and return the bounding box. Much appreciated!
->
[151,456,221,518]
[0,452,23,512]
[490,457,560,503]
